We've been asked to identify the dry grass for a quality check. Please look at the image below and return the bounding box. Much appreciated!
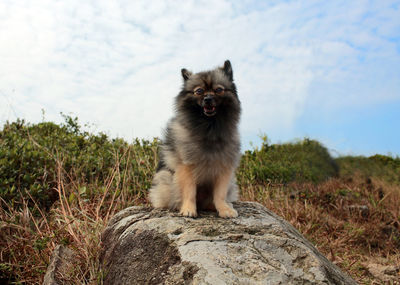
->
[1,160,399,283]
[0,151,148,284]
[241,175,400,284]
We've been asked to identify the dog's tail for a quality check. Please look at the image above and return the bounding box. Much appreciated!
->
[149,169,180,210]
[226,181,239,203]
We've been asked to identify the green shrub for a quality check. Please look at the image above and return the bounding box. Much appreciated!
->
[3,114,398,211]
[0,116,158,209]
[336,154,400,184]
[238,136,338,185]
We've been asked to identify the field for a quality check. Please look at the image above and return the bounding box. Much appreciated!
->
[1,116,399,284]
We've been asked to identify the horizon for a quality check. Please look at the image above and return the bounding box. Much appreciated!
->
[1,1,399,157]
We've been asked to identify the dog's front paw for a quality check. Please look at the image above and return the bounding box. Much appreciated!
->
[217,204,238,218]
[179,204,197,217]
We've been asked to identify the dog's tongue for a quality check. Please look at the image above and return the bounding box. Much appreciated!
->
[204,106,215,113]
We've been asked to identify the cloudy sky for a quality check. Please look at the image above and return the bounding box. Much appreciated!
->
[1,0,399,156]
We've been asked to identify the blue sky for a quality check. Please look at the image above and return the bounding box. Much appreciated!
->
[0,0,399,156]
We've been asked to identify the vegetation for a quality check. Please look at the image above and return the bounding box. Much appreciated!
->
[238,135,339,184]
[0,117,399,284]
[0,116,157,209]
[337,154,400,185]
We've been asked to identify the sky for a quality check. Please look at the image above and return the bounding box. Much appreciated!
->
[0,0,399,156]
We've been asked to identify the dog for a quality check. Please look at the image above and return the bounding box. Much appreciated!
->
[149,60,241,218]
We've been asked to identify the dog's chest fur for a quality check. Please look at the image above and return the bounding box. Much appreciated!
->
[170,119,240,182]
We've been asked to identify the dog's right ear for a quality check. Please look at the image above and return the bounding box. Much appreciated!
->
[181,68,192,81]
[222,60,233,81]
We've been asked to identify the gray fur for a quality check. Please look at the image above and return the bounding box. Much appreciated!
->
[149,60,241,213]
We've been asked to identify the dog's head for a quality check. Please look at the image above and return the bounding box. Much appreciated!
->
[177,60,240,119]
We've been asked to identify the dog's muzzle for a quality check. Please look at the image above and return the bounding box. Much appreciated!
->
[203,95,216,116]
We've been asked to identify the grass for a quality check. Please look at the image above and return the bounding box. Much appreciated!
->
[1,117,399,284]
[0,143,151,284]
[241,176,400,283]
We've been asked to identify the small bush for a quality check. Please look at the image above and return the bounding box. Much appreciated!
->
[238,136,339,185]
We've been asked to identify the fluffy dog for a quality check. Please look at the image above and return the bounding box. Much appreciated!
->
[149,60,241,218]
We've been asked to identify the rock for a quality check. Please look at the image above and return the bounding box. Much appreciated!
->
[43,245,76,285]
[100,202,356,284]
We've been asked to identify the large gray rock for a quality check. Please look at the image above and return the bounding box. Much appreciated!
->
[100,202,356,285]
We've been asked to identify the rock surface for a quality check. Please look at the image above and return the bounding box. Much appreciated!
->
[100,201,357,285]
[43,245,76,285]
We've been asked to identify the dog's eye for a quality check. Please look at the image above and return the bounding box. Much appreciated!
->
[215,87,224,95]
[194,88,204,95]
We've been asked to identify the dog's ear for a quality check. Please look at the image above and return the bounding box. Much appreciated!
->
[222,60,233,81]
[181,68,192,81]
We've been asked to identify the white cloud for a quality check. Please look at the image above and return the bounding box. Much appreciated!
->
[0,0,399,146]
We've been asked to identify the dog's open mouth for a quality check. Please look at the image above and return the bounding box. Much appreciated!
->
[203,106,216,116]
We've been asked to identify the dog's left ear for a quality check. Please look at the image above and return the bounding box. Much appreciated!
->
[181,68,192,81]
[222,60,233,81]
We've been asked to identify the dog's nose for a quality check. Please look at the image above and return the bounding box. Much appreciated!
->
[204,96,213,104]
